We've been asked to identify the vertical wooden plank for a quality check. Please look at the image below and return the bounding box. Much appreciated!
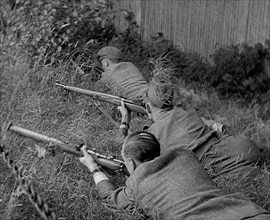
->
[215,0,223,51]
[265,0,270,77]
[257,0,265,43]
[231,0,238,43]
[200,0,207,55]
[222,0,229,46]
[228,0,234,44]
[193,0,200,54]
[143,0,151,41]
[235,0,248,44]
[172,0,177,46]
[164,0,169,39]
[172,0,178,45]
[258,0,270,43]
[246,0,258,44]
[215,0,224,52]
[147,0,152,41]
[182,0,190,52]
[205,0,214,56]
[132,0,141,31]
[151,0,156,36]
[160,0,165,37]
[153,0,158,38]
[111,0,270,59]
[140,0,144,38]
[174,0,184,51]
[193,0,200,53]
[169,0,174,40]
[265,0,269,40]
[168,0,173,40]
[251,0,259,43]
[187,0,193,52]
[204,0,216,55]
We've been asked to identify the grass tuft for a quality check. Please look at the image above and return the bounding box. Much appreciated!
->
[0,51,269,220]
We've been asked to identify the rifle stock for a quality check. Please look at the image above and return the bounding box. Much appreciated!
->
[8,125,129,176]
[55,83,147,115]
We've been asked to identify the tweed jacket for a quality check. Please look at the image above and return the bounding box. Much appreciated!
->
[96,148,269,220]
[100,62,148,100]
[147,107,262,177]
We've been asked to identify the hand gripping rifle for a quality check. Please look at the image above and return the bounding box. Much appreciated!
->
[8,124,129,176]
[55,83,147,115]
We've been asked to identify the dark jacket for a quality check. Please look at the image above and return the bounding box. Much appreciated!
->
[147,107,262,177]
[100,62,148,100]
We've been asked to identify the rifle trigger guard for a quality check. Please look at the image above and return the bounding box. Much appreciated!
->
[92,94,98,100]
[75,143,85,151]
[47,142,56,157]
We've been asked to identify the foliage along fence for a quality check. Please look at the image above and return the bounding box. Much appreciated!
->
[111,0,270,76]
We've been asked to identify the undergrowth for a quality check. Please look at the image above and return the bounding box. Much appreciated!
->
[0,48,270,219]
[0,55,149,220]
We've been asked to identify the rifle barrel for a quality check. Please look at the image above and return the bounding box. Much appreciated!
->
[9,125,82,157]
[56,83,120,100]
[55,83,147,115]
[8,125,127,173]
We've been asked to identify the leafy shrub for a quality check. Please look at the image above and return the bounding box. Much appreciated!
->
[167,50,213,84]
[210,41,270,103]
[0,0,116,65]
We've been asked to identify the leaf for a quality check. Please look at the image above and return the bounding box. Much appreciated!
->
[222,73,232,82]
[44,4,52,11]
[57,46,62,52]
[72,10,78,17]
[11,26,18,32]
[34,144,47,158]
[242,79,251,87]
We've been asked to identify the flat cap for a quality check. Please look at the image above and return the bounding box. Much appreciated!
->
[145,83,174,109]
[97,46,122,60]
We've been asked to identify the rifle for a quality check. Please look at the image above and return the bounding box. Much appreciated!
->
[55,83,147,115]
[8,124,129,176]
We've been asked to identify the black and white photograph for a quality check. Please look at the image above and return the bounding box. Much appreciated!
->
[0,0,269,219]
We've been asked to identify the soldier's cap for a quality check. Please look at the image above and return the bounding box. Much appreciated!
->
[97,46,122,60]
[144,83,174,109]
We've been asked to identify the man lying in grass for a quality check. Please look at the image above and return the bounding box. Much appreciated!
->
[96,46,224,132]
[79,131,269,219]
[118,79,262,180]
[96,46,148,101]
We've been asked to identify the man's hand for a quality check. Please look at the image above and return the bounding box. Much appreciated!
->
[118,100,131,124]
[79,145,99,172]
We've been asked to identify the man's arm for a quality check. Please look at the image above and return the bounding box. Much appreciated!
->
[96,181,136,210]
[118,100,131,137]
[79,145,136,210]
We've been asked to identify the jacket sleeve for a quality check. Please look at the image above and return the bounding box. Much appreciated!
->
[96,179,136,210]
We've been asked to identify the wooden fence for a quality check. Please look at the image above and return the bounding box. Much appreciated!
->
[111,0,270,59]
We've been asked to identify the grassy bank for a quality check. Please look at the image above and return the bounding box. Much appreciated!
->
[0,51,269,219]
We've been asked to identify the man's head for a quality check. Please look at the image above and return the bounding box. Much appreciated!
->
[97,46,122,68]
[144,83,174,121]
[121,131,160,174]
